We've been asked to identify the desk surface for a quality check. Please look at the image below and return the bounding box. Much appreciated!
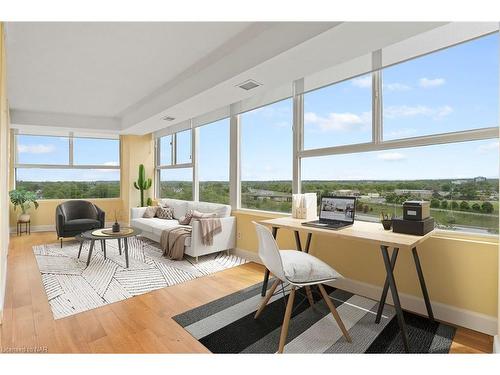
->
[259,217,434,249]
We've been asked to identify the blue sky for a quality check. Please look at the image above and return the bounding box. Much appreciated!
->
[17,33,499,183]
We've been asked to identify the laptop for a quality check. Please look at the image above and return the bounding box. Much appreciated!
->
[302,196,356,230]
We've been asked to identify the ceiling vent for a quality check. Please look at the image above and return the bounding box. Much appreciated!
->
[162,116,175,121]
[237,79,262,91]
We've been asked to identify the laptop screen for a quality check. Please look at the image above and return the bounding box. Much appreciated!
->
[319,196,356,223]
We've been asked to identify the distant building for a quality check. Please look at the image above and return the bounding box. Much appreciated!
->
[394,189,433,199]
[474,176,487,183]
[452,180,467,185]
[333,189,360,196]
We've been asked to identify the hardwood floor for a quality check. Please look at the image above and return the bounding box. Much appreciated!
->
[0,232,493,353]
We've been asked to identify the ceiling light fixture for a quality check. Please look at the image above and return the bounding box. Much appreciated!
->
[162,116,175,121]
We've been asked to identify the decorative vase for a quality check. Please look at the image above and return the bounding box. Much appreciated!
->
[19,213,30,223]
[381,219,392,230]
[112,222,120,232]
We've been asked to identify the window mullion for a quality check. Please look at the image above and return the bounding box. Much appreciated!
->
[69,133,74,166]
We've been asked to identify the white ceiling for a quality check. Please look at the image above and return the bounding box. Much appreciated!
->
[6,22,253,117]
[5,22,449,135]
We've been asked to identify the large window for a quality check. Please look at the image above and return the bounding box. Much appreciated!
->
[199,118,230,204]
[300,33,499,235]
[304,74,372,149]
[15,134,120,199]
[240,98,293,213]
[383,33,499,140]
[302,140,499,234]
[157,130,193,199]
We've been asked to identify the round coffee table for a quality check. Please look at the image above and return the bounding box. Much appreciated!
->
[77,227,142,268]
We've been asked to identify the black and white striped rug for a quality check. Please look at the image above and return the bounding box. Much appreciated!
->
[173,280,456,353]
[33,236,247,320]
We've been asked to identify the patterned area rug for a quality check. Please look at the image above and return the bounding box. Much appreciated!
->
[33,236,247,319]
[173,280,456,353]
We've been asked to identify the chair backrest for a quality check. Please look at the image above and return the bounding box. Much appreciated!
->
[253,222,286,281]
[58,200,98,221]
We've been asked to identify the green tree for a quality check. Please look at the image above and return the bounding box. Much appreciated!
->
[440,200,448,209]
[430,198,441,208]
[450,201,459,210]
[481,201,494,214]
[459,201,470,211]
[471,202,481,212]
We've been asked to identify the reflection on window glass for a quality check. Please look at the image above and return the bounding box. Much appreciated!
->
[199,118,230,204]
[160,168,193,200]
[176,130,192,164]
[16,168,120,199]
[301,139,499,235]
[160,135,172,166]
[304,74,372,149]
[16,135,69,165]
[241,98,293,213]
[383,33,499,140]
[73,138,120,166]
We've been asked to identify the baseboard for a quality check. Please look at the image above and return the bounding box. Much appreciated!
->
[494,335,499,354]
[9,221,127,234]
[233,247,498,336]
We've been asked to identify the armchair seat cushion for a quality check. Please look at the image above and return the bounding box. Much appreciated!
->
[279,250,342,285]
[63,218,101,232]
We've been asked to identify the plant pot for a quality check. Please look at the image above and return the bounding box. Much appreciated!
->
[112,222,120,233]
[381,219,392,230]
[18,213,30,223]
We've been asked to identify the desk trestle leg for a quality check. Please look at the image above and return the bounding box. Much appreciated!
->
[380,245,410,353]
[412,247,434,321]
[375,247,399,323]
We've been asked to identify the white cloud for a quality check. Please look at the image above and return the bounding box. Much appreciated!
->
[387,128,417,138]
[17,144,55,154]
[384,105,453,120]
[351,76,371,88]
[385,83,411,91]
[304,111,371,132]
[478,141,499,154]
[419,77,445,88]
[377,152,407,161]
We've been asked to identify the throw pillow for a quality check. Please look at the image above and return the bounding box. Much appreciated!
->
[178,210,194,225]
[143,206,159,218]
[156,207,174,220]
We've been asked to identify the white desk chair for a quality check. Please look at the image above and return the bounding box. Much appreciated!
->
[253,221,351,353]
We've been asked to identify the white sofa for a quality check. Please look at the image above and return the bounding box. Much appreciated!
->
[130,198,236,260]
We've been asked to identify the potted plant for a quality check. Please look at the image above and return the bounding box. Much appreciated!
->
[9,189,39,222]
[380,211,394,231]
[133,164,152,207]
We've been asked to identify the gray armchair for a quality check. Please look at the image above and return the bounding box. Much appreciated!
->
[55,200,105,247]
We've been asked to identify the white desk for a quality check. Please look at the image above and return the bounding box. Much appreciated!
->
[259,217,435,353]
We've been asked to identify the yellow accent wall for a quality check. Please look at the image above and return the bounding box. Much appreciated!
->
[7,133,154,229]
[234,210,499,318]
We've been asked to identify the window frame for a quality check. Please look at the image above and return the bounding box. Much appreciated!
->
[13,133,121,199]
[155,128,196,200]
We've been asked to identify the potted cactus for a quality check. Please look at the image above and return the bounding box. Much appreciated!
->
[133,164,152,207]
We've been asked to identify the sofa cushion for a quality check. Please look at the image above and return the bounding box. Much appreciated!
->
[189,201,231,218]
[63,218,101,232]
[142,206,158,218]
[156,207,174,220]
[159,199,189,219]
